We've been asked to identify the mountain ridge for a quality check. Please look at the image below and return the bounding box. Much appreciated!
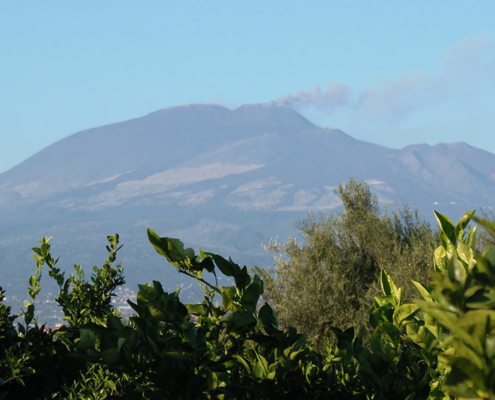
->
[1,103,494,212]
[1,103,494,320]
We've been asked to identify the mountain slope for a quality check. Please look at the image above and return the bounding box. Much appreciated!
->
[3,104,494,213]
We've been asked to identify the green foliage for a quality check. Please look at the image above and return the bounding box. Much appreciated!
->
[415,211,495,399]
[0,234,126,399]
[73,228,336,399]
[258,178,437,345]
[3,202,495,398]
[0,287,16,351]
[54,234,125,328]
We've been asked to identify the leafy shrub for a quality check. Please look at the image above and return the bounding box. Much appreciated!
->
[0,235,125,399]
[257,178,437,345]
[1,207,495,399]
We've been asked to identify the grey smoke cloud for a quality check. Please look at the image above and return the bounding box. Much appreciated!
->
[273,36,495,125]
[274,82,351,111]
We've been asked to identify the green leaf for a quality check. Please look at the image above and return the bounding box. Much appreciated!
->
[106,315,124,332]
[233,355,252,374]
[197,257,215,273]
[371,321,400,362]
[234,265,251,289]
[77,329,96,352]
[256,353,269,375]
[433,246,447,271]
[185,303,207,316]
[455,210,475,240]
[24,303,34,326]
[331,327,355,351]
[434,211,456,245]
[441,353,487,398]
[415,300,457,327]
[447,257,467,286]
[137,283,157,304]
[466,224,477,250]
[211,254,236,277]
[258,304,279,335]
[104,380,117,391]
[241,274,263,312]
[453,310,495,353]
[393,304,420,327]
[227,311,257,334]
[147,229,186,263]
[457,241,474,267]
[412,280,432,302]
[184,247,195,260]
[107,233,119,250]
[406,321,435,351]
[117,337,126,354]
[206,371,218,390]
[466,290,495,309]
[221,286,237,311]
[424,312,439,338]
[374,295,394,308]
[380,268,397,298]
[28,275,38,289]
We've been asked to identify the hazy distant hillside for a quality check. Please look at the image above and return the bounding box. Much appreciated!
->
[1,103,494,322]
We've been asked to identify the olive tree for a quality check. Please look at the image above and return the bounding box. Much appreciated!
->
[256,178,437,345]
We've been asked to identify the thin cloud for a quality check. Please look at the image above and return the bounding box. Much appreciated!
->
[356,72,429,121]
[440,36,495,100]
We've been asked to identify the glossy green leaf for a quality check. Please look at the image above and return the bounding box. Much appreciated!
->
[137,283,156,304]
[241,274,263,312]
[447,257,467,286]
[234,265,251,289]
[454,210,475,240]
[393,304,420,327]
[457,241,474,267]
[406,321,435,351]
[221,286,237,311]
[233,354,252,374]
[147,229,186,263]
[412,280,432,302]
[434,211,456,245]
[466,224,477,250]
[212,254,237,277]
[206,371,218,390]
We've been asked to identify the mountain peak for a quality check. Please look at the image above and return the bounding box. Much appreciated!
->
[148,103,230,117]
[233,103,315,128]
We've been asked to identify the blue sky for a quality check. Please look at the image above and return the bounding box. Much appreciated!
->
[1,1,495,174]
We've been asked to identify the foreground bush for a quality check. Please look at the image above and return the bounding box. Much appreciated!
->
[0,210,495,399]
